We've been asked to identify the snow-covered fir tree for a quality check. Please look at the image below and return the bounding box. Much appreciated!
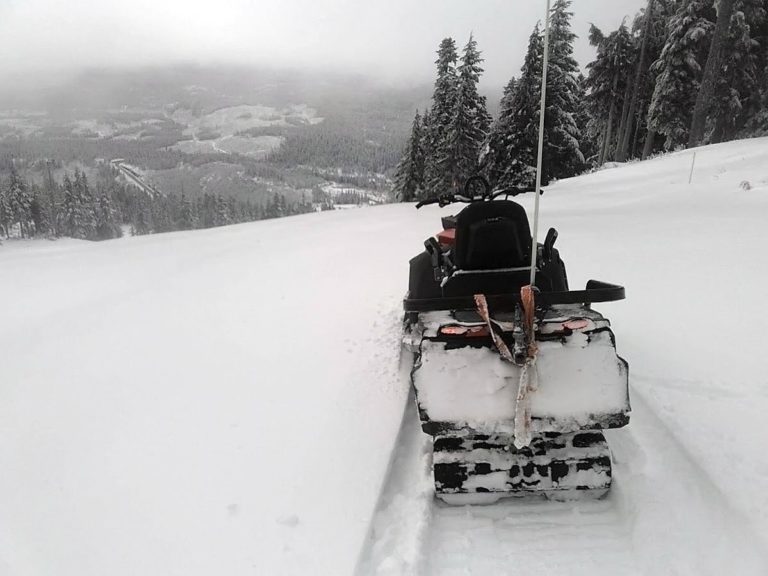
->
[94,190,121,240]
[131,197,151,236]
[43,162,59,237]
[62,174,86,239]
[445,34,492,188]
[740,1,768,135]
[394,110,425,201]
[633,0,680,158]
[708,0,767,142]
[74,169,96,238]
[574,73,595,162]
[423,38,459,196]
[486,25,544,190]
[487,3,584,189]
[542,0,585,182]
[7,168,33,238]
[0,180,12,239]
[689,0,740,146]
[179,194,198,230]
[418,108,434,190]
[584,23,636,165]
[215,195,232,226]
[484,77,518,185]
[647,0,716,149]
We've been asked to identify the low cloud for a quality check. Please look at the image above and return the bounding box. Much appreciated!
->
[0,0,644,86]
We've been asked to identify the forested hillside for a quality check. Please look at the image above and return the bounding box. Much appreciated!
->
[0,66,424,241]
[394,0,768,201]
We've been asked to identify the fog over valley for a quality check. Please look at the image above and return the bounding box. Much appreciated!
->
[0,0,644,86]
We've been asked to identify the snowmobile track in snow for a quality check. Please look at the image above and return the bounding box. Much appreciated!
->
[358,386,768,576]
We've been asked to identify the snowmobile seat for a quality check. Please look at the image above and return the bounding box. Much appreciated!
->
[453,200,532,270]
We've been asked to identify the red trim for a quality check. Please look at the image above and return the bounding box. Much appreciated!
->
[437,228,456,246]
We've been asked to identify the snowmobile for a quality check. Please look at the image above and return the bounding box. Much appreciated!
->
[402,176,630,504]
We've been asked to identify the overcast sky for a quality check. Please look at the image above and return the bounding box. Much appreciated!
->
[0,0,645,88]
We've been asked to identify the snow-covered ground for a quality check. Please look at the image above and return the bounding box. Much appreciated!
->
[1,137,768,575]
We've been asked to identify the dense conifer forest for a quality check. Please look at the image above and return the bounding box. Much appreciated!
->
[394,0,768,201]
[0,162,319,242]
[4,1,767,240]
[0,67,410,242]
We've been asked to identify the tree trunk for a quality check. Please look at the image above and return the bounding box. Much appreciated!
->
[617,0,655,161]
[615,78,633,160]
[631,100,645,158]
[642,128,656,159]
[600,68,620,165]
[598,123,610,166]
[604,103,616,163]
[711,114,728,143]
[688,0,737,148]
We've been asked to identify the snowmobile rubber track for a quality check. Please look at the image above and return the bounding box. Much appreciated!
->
[433,431,612,500]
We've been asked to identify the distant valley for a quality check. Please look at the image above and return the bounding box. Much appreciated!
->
[0,65,431,209]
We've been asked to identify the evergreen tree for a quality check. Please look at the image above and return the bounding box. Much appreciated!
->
[584,23,635,165]
[574,73,596,163]
[43,161,59,237]
[446,34,492,189]
[30,189,49,237]
[62,174,81,239]
[617,0,656,161]
[488,3,584,189]
[487,25,544,189]
[131,197,151,236]
[94,190,121,240]
[484,77,518,185]
[709,0,766,142]
[62,171,96,239]
[689,0,738,146]
[7,168,32,238]
[419,108,434,190]
[75,169,96,238]
[179,194,198,230]
[424,38,459,196]
[0,181,11,239]
[394,111,425,201]
[647,0,716,149]
[739,1,768,136]
[151,196,173,233]
[542,0,585,182]
[627,0,680,158]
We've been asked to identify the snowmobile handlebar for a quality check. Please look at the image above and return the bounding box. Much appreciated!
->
[415,176,534,209]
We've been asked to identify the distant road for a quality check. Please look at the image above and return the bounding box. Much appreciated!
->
[110,159,164,198]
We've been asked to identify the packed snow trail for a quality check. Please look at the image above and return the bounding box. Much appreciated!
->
[2,138,768,575]
[0,209,434,576]
[426,389,768,575]
[361,385,768,575]
[354,391,434,576]
[360,138,768,575]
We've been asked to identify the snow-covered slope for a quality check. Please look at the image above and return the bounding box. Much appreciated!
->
[0,210,429,576]
[1,137,768,575]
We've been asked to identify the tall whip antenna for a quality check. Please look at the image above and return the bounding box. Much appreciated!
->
[529,0,552,286]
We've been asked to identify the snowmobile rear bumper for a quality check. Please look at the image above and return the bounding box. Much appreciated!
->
[403,280,624,313]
